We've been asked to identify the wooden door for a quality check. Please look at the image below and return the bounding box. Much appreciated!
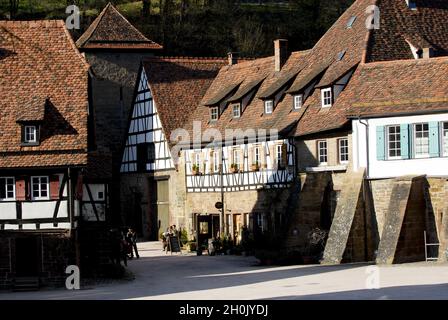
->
[15,237,39,277]
[156,180,170,239]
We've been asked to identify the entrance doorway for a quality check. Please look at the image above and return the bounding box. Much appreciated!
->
[149,179,170,240]
[15,237,39,277]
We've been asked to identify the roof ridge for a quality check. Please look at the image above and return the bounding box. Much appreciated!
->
[363,56,448,67]
[0,20,64,27]
[75,4,109,47]
[144,56,228,63]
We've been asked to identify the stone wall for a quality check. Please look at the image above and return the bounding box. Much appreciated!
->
[0,232,76,289]
[426,178,448,261]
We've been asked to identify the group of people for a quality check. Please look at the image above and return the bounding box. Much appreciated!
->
[161,225,181,252]
[110,227,140,267]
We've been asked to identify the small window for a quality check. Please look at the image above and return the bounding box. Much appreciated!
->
[387,125,401,159]
[24,125,37,143]
[338,138,349,164]
[318,140,328,165]
[321,88,332,108]
[414,123,429,158]
[31,176,49,200]
[232,149,240,169]
[347,16,357,28]
[232,103,241,118]
[210,107,219,121]
[253,146,260,165]
[264,100,274,114]
[443,122,448,157]
[255,213,265,233]
[98,191,104,200]
[276,144,283,167]
[0,177,15,201]
[293,94,303,110]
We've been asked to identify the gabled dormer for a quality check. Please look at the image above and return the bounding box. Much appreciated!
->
[202,82,241,122]
[286,59,332,111]
[226,78,265,119]
[257,71,298,115]
[16,96,47,146]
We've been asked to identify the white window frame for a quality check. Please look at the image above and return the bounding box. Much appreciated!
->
[386,125,402,160]
[253,146,260,165]
[264,100,274,114]
[232,103,241,118]
[293,94,303,110]
[318,140,328,165]
[443,122,448,157]
[0,177,15,201]
[31,176,49,200]
[276,144,283,167]
[24,125,37,143]
[210,107,219,121]
[194,153,201,166]
[321,88,333,108]
[338,138,349,164]
[232,148,240,169]
[413,123,430,158]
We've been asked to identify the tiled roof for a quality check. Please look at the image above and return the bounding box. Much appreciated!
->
[367,0,448,62]
[142,57,227,147]
[76,2,162,50]
[344,57,448,117]
[0,20,90,168]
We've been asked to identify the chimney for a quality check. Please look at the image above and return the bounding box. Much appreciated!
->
[227,52,238,66]
[274,39,288,72]
[423,47,434,59]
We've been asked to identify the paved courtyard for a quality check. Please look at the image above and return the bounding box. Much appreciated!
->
[0,241,447,300]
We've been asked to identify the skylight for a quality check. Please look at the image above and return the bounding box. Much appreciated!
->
[346,16,356,28]
[337,50,346,61]
[405,0,417,10]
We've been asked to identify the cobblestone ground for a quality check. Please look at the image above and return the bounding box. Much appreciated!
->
[0,241,447,300]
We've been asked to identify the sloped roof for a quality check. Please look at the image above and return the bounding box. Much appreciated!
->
[227,77,266,103]
[76,2,162,50]
[142,57,227,147]
[202,81,242,106]
[344,57,448,117]
[367,0,448,62]
[0,20,89,168]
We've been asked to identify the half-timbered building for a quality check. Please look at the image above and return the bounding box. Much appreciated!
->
[0,20,93,287]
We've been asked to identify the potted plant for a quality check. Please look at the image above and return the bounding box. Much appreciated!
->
[192,164,200,175]
[230,163,239,173]
[250,162,260,172]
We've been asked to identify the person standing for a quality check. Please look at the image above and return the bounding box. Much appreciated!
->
[127,228,140,259]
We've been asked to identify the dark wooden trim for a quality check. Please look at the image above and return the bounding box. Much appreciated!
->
[52,173,68,221]
[84,184,100,221]
[0,217,70,224]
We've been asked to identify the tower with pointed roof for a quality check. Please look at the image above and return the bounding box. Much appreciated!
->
[77,3,162,226]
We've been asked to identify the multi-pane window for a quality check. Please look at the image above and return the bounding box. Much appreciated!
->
[414,123,429,157]
[293,94,303,110]
[264,100,274,114]
[321,88,332,107]
[24,125,37,143]
[276,144,283,167]
[213,150,220,172]
[254,146,260,165]
[387,125,401,159]
[443,122,448,157]
[256,213,264,233]
[31,176,49,200]
[232,103,241,118]
[0,177,15,201]
[210,107,219,121]
[232,149,240,169]
[338,138,349,163]
[318,140,328,165]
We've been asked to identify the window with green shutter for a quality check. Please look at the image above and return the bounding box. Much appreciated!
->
[376,126,385,161]
[429,121,440,158]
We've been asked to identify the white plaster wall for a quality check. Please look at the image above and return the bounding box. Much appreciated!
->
[353,113,448,179]
[22,201,68,219]
[0,203,17,219]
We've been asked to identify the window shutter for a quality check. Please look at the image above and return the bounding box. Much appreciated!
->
[260,144,267,168]
[429,121,441,158]
[376,126,385,160]
[50,175,60,200]
[281,143,288,167]
[268,144,275,168]
[15,177,26,201]
[400,124,410,159]
[36,125,41,143]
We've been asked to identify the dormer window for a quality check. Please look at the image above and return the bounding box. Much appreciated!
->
[293,94,303,110]
[264,100,274,114]
[210,106,219,121]
[21,125,40,145]
[405,0,417,10]
[232,103,241,118]
[321,88,333,108]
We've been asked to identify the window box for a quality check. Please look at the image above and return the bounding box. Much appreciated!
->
[230,164,240,174]
[250,163,260,172]
[192,164,201,176]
